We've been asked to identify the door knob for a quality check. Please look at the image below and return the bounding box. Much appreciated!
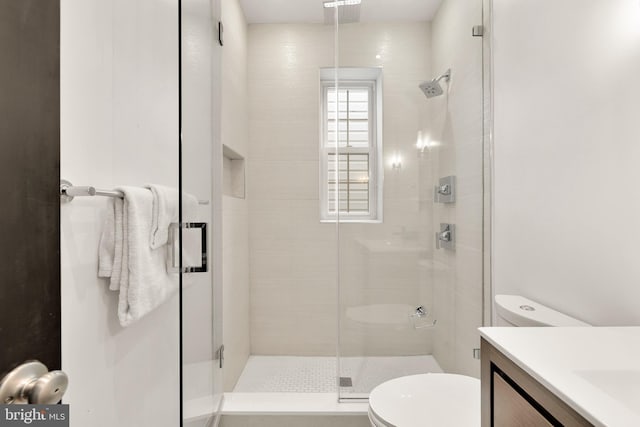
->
[0,361,68,404]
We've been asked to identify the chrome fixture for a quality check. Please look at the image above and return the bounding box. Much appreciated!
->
[472,25,484,37]
[215,345,225,369]
[436,184,450,195]
[60,179,209,205]
[60,179,122,202]
[434,176,456,203]
[435,223,455,251]
[0,361,68,405]
[409,306,427,318]
[168,222,209,273]
[323,0,361,7]
[419,69,451,98]
[323,0,361,24]
[409,306,437,329]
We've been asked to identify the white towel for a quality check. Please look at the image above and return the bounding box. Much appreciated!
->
[117,186,179,326]
[97,186,179,326]
[146,184,179,249]
[145,184,200,278]
[98,197,126,291]
[98,199,116,278]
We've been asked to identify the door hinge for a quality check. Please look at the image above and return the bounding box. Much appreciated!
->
[473,348,481,360]
[472,25,484,37]
[215,345,225,368]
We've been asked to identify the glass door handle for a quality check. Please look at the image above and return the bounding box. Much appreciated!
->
[0,361,68,404]
[169,222,208,273]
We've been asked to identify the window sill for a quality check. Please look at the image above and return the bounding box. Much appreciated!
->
[319,219,383,224]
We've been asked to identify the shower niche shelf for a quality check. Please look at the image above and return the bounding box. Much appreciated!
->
[223,145,245,199]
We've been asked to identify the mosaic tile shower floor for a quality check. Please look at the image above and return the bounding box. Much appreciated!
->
[233,355,443,394]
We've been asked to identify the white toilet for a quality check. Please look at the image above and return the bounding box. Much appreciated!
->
[367,295,590,427]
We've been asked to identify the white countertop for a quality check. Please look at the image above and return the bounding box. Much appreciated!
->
[479,327,640,427]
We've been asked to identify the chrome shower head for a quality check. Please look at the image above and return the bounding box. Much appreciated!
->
[419,80,444,98]
[419,69,451,99]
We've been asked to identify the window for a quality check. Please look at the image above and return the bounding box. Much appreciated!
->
[320,68,383,222]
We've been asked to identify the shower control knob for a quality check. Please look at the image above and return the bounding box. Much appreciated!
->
[436,184,451,195]
[435,223,456,250]
[0,361,68,404]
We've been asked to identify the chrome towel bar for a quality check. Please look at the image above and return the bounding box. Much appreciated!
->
[60,179,209,205]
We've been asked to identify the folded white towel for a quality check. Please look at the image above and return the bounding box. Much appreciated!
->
[146,184,179,249]
[97,186,201,326]
[117,186,178,327]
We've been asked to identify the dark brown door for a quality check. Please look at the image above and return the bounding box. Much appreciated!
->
[0,0,61,374]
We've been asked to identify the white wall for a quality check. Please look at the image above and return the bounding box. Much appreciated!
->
[61,0,180,425]
[247,22,433,356]
[492,0,640,325]
[221,0,251,391]
[429,0,484,377]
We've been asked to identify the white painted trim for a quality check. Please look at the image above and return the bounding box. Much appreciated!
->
[319,68,384,223]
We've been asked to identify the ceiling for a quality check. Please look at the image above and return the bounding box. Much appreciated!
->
[239,0,443,24]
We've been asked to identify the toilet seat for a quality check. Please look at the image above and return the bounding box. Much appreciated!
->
[368,373,480,427]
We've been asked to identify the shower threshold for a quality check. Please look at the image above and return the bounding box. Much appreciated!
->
[221,392,368,416]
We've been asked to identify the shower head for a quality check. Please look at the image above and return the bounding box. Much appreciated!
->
[419,69,451,99]
[419,80,444,98]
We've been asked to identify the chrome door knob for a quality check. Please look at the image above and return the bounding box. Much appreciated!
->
[0,361,68,404]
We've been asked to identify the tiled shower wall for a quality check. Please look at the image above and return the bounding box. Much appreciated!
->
[247,23,433,357]
[221,0,251,391]
[429,0,484,377]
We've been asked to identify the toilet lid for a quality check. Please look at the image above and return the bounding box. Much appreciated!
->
[368,373,480,427]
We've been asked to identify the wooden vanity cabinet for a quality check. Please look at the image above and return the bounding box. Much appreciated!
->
[481,338,593,427]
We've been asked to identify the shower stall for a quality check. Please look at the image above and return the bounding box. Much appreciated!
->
[55,0,490,425]
[180,0,490,421]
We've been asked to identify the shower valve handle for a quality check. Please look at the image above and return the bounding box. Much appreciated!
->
[438,230,451,242]
[435,224,455,250]
[436,184,451,195]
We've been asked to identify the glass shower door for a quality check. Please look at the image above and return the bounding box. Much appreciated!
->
[336,0,486,400]
[180,0,224,424]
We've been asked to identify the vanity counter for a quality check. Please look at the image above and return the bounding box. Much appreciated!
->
[479,327,640,427]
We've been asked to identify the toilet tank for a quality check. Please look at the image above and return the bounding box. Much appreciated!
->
[495,295,590,327]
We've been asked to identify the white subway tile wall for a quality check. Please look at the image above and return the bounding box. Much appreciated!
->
[221,0,251,392]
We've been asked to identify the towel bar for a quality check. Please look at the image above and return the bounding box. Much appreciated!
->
[60,179,209,205]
